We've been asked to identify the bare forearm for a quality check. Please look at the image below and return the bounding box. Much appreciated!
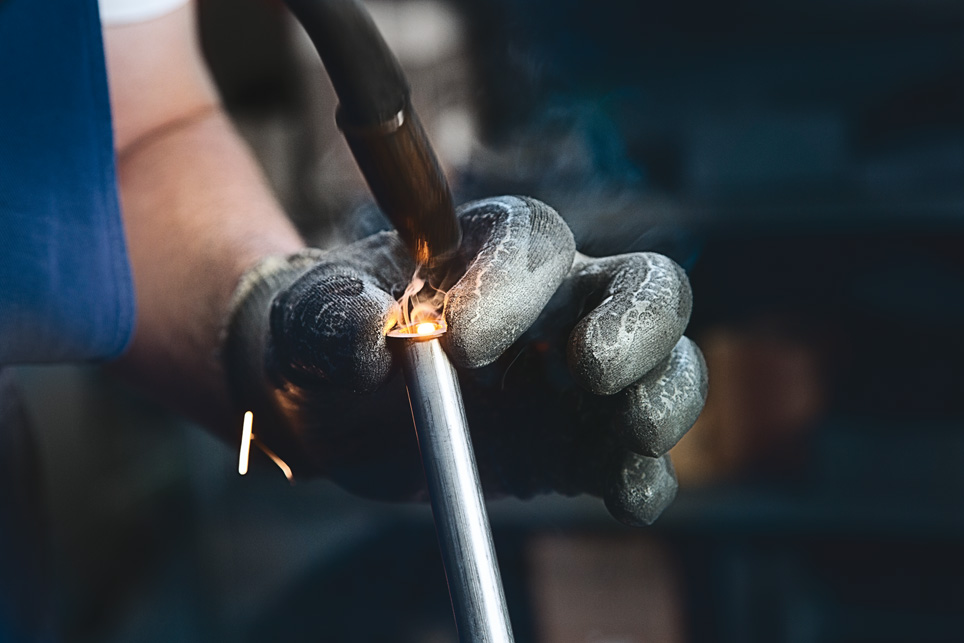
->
[104,5,303,432]
[112,109,303,431]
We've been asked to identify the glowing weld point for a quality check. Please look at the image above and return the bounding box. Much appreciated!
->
[238,411,254,475]
[416,322,438,335]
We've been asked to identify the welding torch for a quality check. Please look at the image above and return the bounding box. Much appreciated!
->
[283,1,513,640]
[284,0,460,266]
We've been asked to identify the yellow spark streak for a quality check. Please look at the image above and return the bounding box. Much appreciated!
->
[238,410,294,482]
[256,442,294,482]
[238,411,254,475]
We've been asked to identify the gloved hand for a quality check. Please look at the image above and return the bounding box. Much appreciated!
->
[223,196,707,526]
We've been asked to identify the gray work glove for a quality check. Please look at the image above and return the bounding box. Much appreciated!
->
[223,196,707,526]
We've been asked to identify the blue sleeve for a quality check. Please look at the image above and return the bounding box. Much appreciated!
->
[0,0,136,363]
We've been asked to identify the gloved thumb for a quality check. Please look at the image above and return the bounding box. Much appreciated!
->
[270,232,411,393]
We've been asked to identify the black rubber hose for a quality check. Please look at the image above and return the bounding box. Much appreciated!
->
[285,0,406,127]
[284,0,461,265]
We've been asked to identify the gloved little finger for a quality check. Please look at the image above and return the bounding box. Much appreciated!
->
[568,252,693,396]
[613,336,708,458]
[604,452,679,527]
[442,196,576,368]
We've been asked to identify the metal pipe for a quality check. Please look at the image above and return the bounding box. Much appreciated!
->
[390,332,514,643]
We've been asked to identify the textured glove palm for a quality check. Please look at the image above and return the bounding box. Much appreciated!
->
[224,196,707,526]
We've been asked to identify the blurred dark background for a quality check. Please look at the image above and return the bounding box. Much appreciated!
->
[14,0,964,640]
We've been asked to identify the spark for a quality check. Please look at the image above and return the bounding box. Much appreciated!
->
[238,410,294,482]
[255,442,294,482]
[238,411,254,475]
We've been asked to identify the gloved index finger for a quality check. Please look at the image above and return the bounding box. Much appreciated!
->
[567,252,693,395]
[442,196,576,368]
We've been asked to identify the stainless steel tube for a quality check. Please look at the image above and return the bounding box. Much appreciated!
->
[393,335,514,643]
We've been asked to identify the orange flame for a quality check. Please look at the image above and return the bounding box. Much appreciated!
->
[386,266,447,336]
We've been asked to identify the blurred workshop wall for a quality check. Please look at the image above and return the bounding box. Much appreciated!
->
[528,534,686,643]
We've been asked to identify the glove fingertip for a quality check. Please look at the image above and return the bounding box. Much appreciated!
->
[604,453,678,527]
[567,252,693,396]
[445,196,576,368]
[567,322,625,395]
[616,336,708,457]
